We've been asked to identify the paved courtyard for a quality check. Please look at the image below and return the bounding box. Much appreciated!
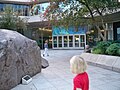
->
[12,50,120,90]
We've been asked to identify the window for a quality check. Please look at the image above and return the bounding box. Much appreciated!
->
[74,35,79,47]
[69,36,73,47]
[53,36,57,47]
[80,35,85,47]
[117,27,120,40]
[64,36,68,47]
[58,36,62,47]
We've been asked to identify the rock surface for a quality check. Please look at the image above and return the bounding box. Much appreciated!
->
[41,58,49,69]
[0,29,41,90]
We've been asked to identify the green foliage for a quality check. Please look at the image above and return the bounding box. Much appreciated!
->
[106,43,120,56]
[0,5,27,34]
[92,41,120,56]
[92,48,103,54]
[107,40,120,44]
[46,0,120,41]
[92,41,111,54]
[117,49,120,56]
[112,40,120,43]
[47,0,120,27]
[0,6,16,30]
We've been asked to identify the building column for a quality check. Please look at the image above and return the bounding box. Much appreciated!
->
[108,23,113,40]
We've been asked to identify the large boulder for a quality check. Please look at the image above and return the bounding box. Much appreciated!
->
[0,29,41,90]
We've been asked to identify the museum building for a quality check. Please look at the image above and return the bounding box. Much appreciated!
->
[0,0,120,49]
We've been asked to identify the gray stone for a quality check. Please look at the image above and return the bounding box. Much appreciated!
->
[112,57,120,73]
[80,53,100,65]
[41,58,49,69]
[0,29,41,90]
[80,53,91,61]
[88,54,100,64]
[80,53,120,73]
[96,55,118,70]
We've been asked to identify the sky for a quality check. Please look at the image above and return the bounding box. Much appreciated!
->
[38,3,50,13]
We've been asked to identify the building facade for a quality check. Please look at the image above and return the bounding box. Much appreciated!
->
[52,26,87,49]
[0,3,30,16]
[0,0,120,49]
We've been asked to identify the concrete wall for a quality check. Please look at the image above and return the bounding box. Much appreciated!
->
[80,53,120,73]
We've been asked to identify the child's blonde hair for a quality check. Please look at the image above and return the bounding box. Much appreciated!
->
[70,55,87,74]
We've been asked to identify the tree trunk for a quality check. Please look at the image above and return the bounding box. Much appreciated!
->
[101,18,107,41]
[95,25,106,41]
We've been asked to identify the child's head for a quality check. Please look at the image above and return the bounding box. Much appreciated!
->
[70,55,87,74]
[45,40,48,43]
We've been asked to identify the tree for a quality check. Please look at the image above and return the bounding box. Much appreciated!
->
[0,5,27,34]
[46,0,120,41]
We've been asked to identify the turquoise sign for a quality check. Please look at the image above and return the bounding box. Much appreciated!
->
[52,26,87,35]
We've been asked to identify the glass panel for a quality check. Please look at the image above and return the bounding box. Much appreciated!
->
[53,37,57,47]
[75,35,79,47]
[0,4,29,16]
[80,35,85,42]
[69,36,73,47]
[58,36,62,47]
[64,36,68,47]
[117,27,120,40]
[80,35,85,47]
[0,4,4,15]
[0,4,4,12]
[80,43,85,47]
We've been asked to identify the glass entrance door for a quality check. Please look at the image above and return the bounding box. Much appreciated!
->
[117,27,120,40]
[53,34,86,49]
[63,36,68,47]
[74,35,79,47]
[69,36,73,47]
[58,36,62,47]
[53,36,57,48]
[80,35,85,47]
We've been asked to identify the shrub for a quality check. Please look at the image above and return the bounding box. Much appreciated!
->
[92,49,104,54]
[117,49,120,56]
[106,43,120,56]
[108,40,120,44]
[112,40,120,43]
[92,41,111,54]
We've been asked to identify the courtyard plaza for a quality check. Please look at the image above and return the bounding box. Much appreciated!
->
[12,50,120,90]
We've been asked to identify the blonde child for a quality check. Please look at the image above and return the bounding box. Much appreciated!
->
[70,55,89,90]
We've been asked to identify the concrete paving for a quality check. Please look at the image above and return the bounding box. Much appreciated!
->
[12,50,120,90]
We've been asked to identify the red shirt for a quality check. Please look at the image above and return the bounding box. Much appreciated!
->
[73,72,89,90]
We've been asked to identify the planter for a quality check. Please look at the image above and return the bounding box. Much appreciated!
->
[80,53,120,73]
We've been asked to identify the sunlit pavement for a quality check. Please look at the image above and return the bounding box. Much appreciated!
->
[12,50,120,90]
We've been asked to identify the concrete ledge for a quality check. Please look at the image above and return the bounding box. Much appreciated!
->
[80,53,120,73]
[113,57,120,72]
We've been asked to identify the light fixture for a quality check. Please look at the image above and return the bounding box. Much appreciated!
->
[101,29,104,32]
[91,30,94,33]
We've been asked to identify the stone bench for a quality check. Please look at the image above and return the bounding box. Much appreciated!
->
[80,53,120,73]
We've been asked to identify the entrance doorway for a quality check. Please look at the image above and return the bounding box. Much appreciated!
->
[36,28,52,49]
[39,36,52,49]
[32,28,52,49]
[52,34,86,49]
